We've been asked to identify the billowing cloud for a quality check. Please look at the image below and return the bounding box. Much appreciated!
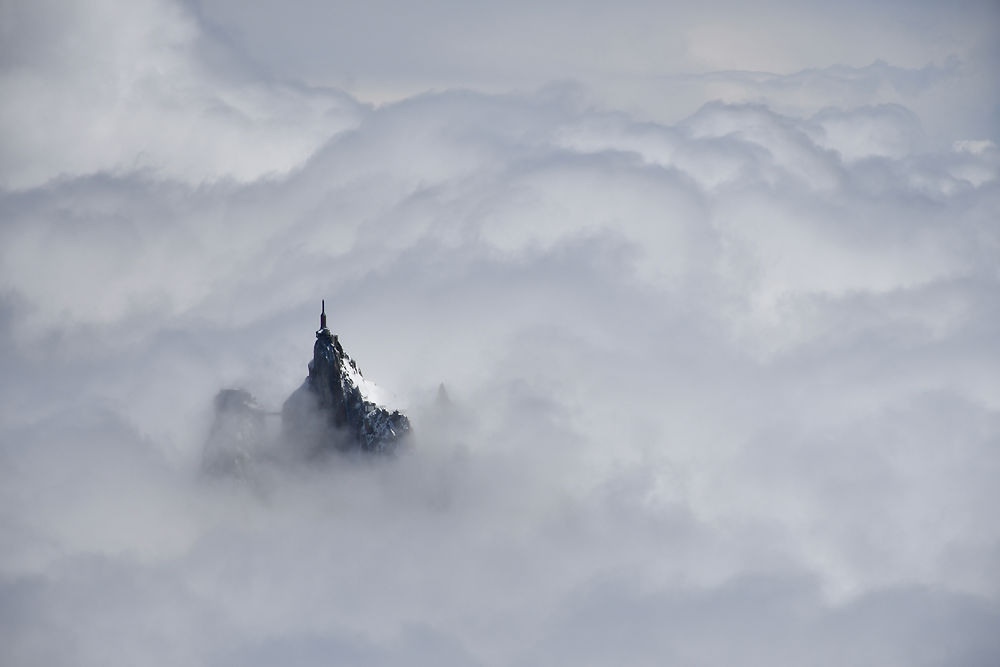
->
[0,0,365,189]
[1,1,998,665]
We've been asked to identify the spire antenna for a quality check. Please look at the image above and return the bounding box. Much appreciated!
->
[320,300,327,330]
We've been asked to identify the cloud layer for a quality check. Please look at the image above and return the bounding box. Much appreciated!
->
[1,1,998,665]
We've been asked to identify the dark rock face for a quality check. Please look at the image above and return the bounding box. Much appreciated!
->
[282,328,410,456]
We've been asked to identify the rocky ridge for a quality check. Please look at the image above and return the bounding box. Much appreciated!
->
[203,303,410,473]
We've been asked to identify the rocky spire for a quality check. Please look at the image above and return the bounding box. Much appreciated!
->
[282,302,410,455]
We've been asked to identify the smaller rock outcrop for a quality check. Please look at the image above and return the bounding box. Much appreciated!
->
[202,388,267,475]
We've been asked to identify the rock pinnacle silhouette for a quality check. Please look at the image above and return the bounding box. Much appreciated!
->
[281,301,411,455]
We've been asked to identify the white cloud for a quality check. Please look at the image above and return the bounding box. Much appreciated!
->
[1,1,999,665]
[0,0,364,189]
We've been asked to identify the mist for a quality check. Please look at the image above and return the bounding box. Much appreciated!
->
[1,1,999,665]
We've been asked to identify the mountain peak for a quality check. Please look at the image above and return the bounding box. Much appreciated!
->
[282,302,411,455]
[202,303,411,475]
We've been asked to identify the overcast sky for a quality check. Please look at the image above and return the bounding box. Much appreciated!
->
[1,1,999,665]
